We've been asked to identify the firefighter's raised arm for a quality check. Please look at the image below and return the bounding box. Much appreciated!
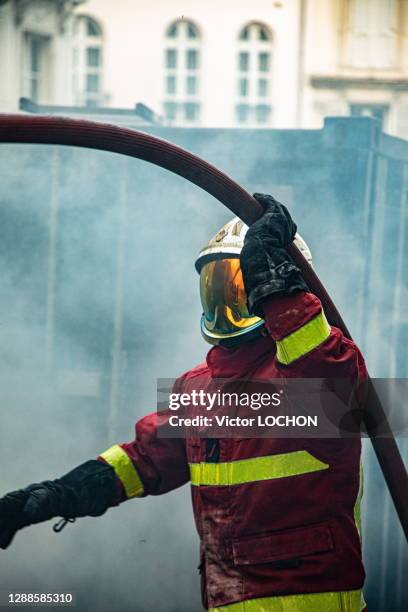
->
[240,193,367,378]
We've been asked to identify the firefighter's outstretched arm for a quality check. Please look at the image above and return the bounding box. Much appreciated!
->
[0,412,189,550]
[98,411,190,501]
[0,460,117,550]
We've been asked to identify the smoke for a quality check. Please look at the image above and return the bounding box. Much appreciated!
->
[0,121,406,612]
[0,143,209,611]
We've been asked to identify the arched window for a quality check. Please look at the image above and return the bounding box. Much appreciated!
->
[236,22,273,126]
[73,16,104,107]
[346,0,398,68]
[163,19,201,125]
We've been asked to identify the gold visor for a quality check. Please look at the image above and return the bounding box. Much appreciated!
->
[200,258,261,337]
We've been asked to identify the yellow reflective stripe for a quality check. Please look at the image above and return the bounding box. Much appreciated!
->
[354,462,364,540]
[189,451,329,487]
[276,311,331,365]
[100,444,144,499]
[353,464,366,610]
[209,589,364,612]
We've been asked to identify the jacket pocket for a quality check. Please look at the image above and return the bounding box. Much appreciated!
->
[232,522,334,566]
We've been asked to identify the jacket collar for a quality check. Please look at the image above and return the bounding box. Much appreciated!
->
[206,334,276,378]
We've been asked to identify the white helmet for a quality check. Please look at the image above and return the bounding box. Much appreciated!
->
[195,217,312,346]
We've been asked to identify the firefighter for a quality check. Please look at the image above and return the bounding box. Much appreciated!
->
[0,194,367,611]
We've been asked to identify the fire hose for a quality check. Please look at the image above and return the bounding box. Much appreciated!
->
[0,114,407,540]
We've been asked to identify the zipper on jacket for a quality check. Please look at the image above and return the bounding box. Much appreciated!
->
[204,438,220,463]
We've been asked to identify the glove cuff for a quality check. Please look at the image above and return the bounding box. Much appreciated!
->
[247,272,308,317]
[241,242,309,317]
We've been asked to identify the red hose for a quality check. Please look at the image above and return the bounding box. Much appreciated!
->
[0,114,406,538]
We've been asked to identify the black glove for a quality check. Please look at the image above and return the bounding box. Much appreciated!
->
[240,193,308,317]
[0,460,116,549]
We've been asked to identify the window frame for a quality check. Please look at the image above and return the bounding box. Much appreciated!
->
[163,19,201,125]
[344,0,399,69]
[23,32,52,104]
[236,21,273,127]
[73,15,104,107]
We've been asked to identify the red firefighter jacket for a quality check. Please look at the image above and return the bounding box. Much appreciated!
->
[99,291,367,612]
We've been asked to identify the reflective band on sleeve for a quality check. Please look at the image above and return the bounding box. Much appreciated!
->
[209,589,364,612]
[276,311,331,365]
[100,444,144,499]
[189,450,328,487]
[354,462,364,540]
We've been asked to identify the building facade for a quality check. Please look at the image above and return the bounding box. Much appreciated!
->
[74,0,301,129]
[1,1,408,135]
[301,0,408,138]
[72,0,408,137]
[0,0,82,111]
